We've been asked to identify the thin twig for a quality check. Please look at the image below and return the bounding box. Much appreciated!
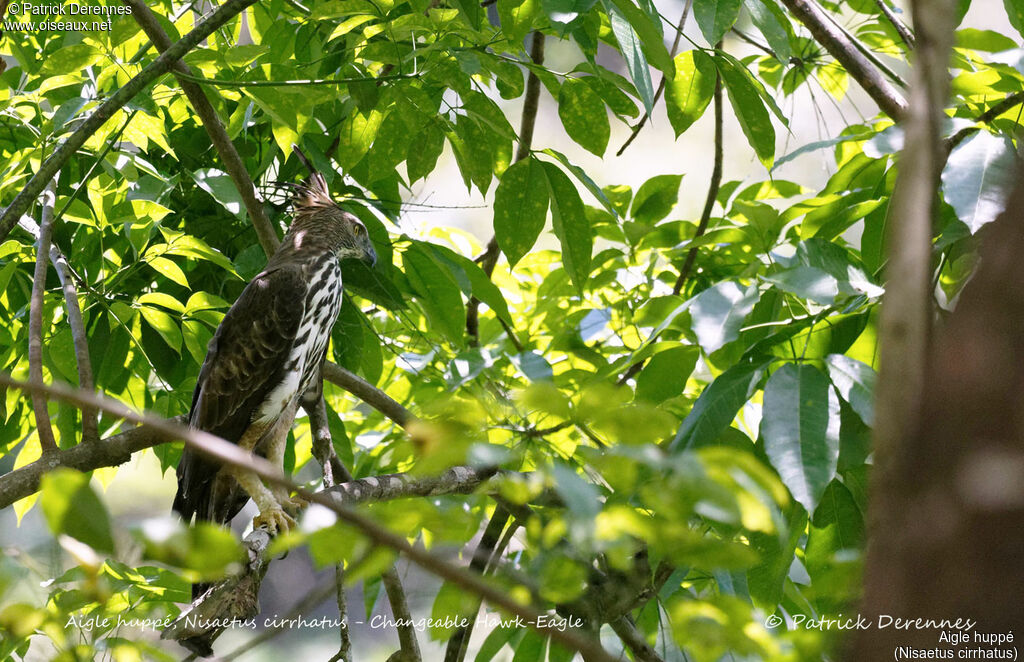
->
[0,374,620,662]
[28,179,59,455]
[945,90,1024,153]
[874,0,915,48]
[327,564,352,662]
[732,27,775,57]
[776,0,907,119]
[122,0,280,257]
[619,59,723,387]
[673,68,724,296]
[49,236,97,444]
[0,0,259,244]
[616,0,693,156]
[466,31,544,345]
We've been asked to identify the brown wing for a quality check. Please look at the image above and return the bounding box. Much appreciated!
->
[172,265,306,523]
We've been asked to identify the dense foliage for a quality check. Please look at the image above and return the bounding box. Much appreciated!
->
[0,0,1020,659]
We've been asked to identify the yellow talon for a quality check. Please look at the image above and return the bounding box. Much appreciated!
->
[253,507,296,535]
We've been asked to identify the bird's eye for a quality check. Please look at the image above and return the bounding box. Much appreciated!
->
[354,224,366,236]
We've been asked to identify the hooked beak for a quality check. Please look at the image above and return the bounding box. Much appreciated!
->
[363,243,378,268]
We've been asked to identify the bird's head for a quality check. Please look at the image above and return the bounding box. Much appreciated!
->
[291,173,378,267]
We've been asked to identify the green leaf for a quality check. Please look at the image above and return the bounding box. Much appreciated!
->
[665,50,717,137]
[693,0,741,45]
[635,344,699,403]
[763,266,839,305]
[494,156,550,267]
[690,281,760,354]
[191,168,245,220]
[541,162,592,293]
[498,0,541,45]
[336,108,383,171]
[941,130,1017,233]
[140,306,183,354]
[404,243,467,343]
[451,0,483,28]
[542,148,618,217]
[717,57,775,167]
[760,364,840,513]
[1005,0,1024,37]
[557,78,610,156]
[146,257,189,288]
[428,245,514,325]
[40,469,114,554]
[630,174,683,224]
[743,0,792,61]
[671,361,766,451]
[476,625,519,662]
[747,504,806,609]
[804,479,864,604]
[603,0,657,115]
[40,44,101,76]
[603,0,674,73]
[825,354,876,425]
[512,628,547,662]
[430,581,480,640]
[541,0,597,32]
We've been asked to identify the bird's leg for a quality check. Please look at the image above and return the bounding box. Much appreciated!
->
[265,399,308,518]
[234,418,296,534]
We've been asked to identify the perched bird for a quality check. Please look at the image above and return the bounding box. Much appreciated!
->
[172,170,377,541]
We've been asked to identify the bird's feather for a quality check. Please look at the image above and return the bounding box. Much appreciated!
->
[172,265,306,524]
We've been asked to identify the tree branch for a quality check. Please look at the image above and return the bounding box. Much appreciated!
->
[50,240,98,445]
[610,616,665,662]
[0,417,184,509]
[776,0,908,119]
[28,179,58,455]
[20,214,100,445]
[322,361,412,428]
[382,566,422,662]
[0,0,258,244]
[466,31,544,345]
[616,0,693,156]
[120,0,281,258]
[0,373,617,662]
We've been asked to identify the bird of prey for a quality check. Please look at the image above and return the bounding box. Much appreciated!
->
[172,171,376,538]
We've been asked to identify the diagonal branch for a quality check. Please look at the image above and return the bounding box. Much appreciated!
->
[777,0,907,120]
[120,0,281,257]
[28,179,59,455]
[0,0,259,244]
[874,0,915,49]
[0,374,619,662]
[322,362,412,428]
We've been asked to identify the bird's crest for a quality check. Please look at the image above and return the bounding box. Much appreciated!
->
[290,145,335,214]
[291,171,334,214]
